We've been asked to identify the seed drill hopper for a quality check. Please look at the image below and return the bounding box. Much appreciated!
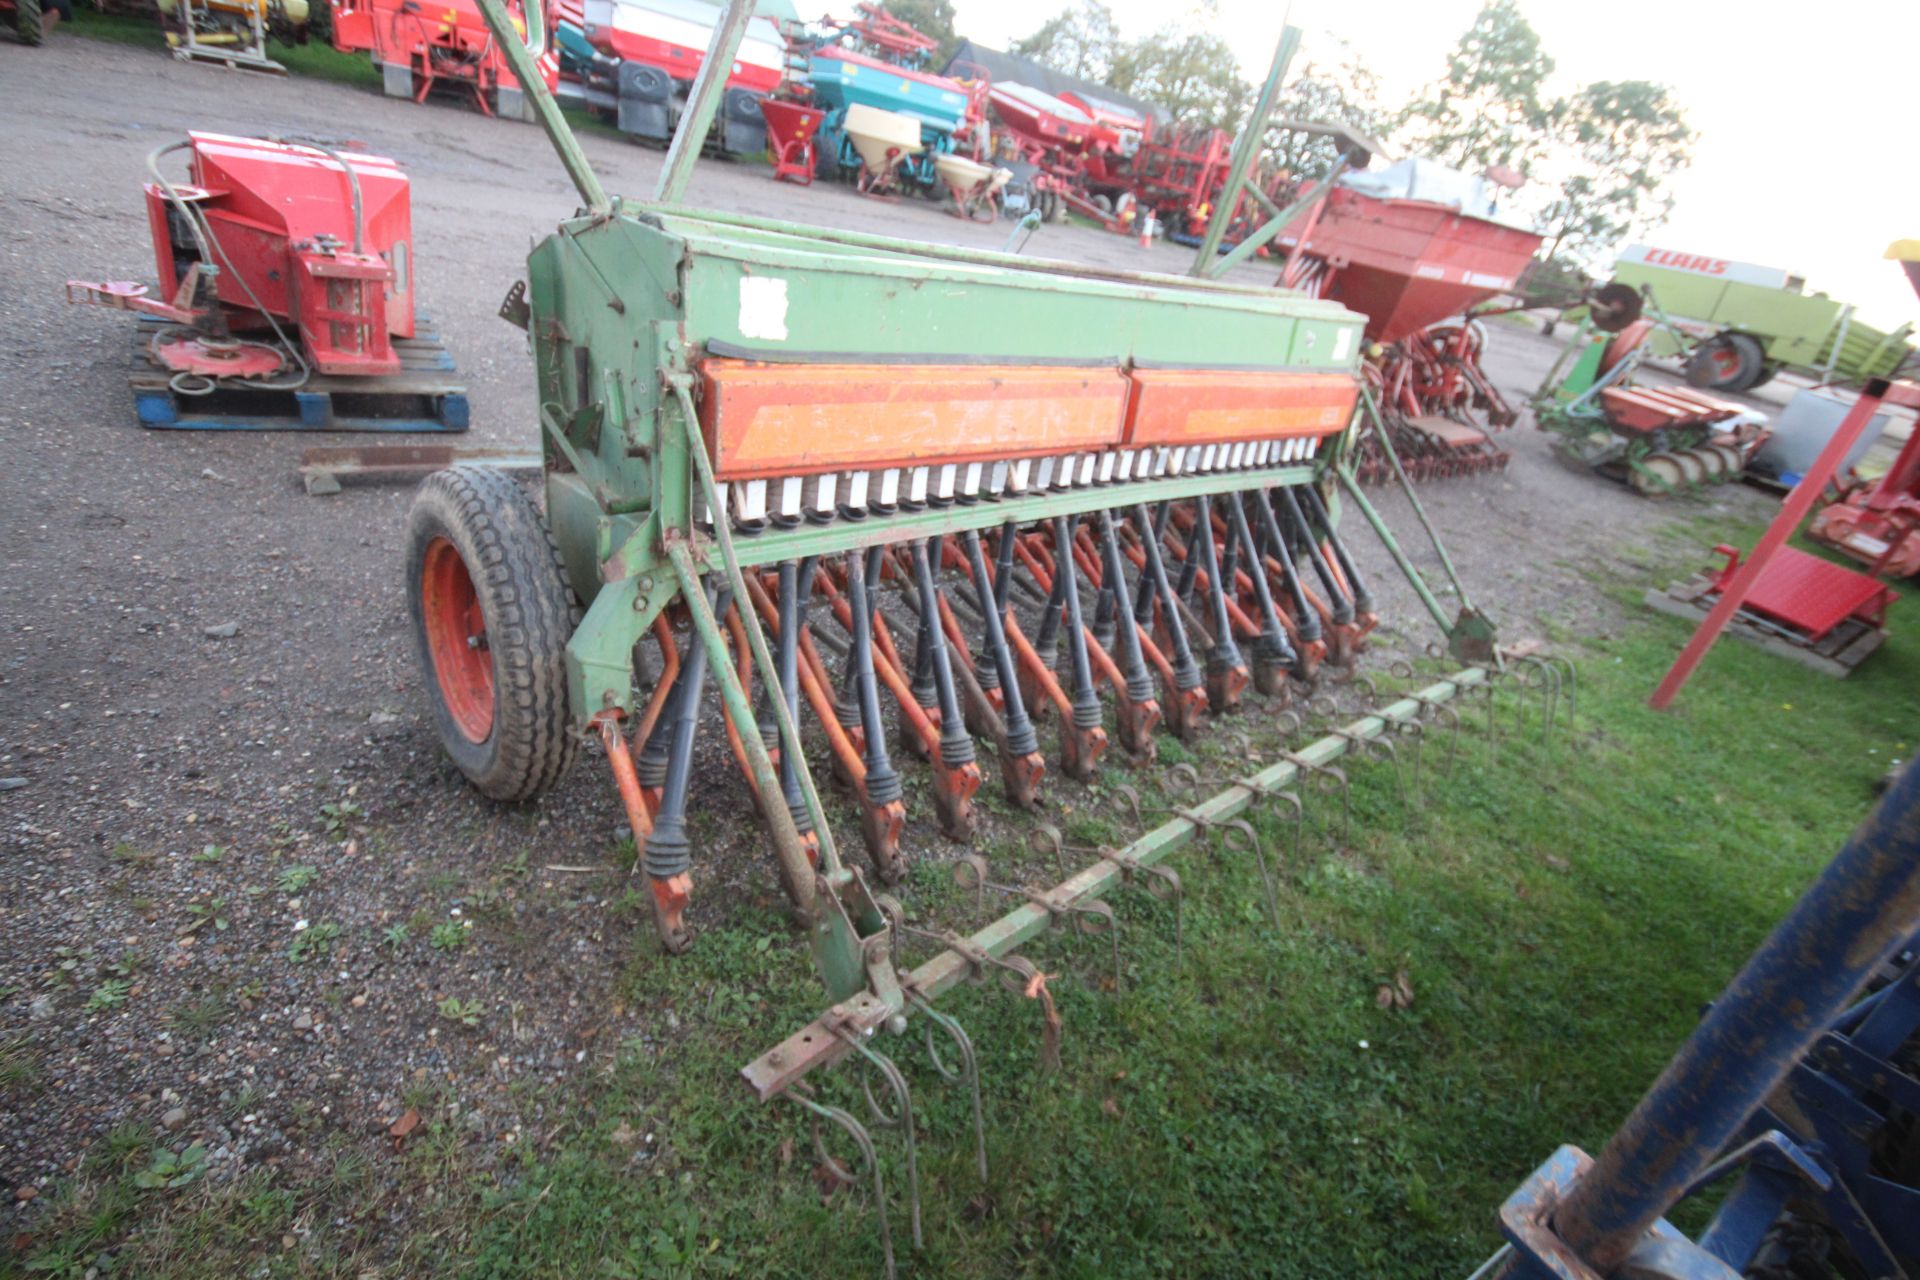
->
[1272,161,1546,482]
[426,5,1521,1267]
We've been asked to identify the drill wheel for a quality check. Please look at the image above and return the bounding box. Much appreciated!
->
[406,466,582,802]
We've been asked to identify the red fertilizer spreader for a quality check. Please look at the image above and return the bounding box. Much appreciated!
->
[1278,168,1543,481]
[66,132,414,384]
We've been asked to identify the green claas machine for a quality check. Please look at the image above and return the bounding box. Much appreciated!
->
[416,2,1521,1265]
[1609,243,1915,393]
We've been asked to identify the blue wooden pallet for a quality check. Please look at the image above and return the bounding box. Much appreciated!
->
[128,317,469,433]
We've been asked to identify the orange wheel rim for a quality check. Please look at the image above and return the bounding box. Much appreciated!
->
[421,536,494,743]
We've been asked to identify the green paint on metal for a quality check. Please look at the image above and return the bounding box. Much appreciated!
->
[1355,388,1477,615]
[1204,159,1348,282]
[1189,25,1301,275]
[1336,466,1452,635]
[653,0,757,205]
[472,0,608,213]
[671,381,845,880]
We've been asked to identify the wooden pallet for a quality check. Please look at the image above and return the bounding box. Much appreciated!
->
[1643,578,1888,678]
[128,317,469,433]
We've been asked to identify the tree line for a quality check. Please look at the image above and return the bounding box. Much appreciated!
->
[930,0,1693,272]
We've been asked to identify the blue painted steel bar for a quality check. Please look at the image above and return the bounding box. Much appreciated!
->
[1548,762,1920,1274]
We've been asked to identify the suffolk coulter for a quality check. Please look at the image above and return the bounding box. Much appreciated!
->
[414,4,1535,1267]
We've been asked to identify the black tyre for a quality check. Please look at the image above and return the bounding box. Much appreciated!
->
[1686,333,1765,392]
[16,0,44,45]
[406,467,581,802]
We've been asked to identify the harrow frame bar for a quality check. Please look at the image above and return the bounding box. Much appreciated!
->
[741,664,1489,1100]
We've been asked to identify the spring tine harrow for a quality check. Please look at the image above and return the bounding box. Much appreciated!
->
[1029,823,1185,960]
[1237,774,1305,904]
[1282,748,1353,846]
[907,996,988,1183]
[790,1087,897,1280]
[835,1029,924,1250]
[953,855,1123,990]
[1509,654,1564,752]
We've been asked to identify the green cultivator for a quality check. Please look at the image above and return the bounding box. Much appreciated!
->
[412,2,1537,1266]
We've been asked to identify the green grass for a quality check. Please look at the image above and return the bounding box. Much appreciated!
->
[66,5,381,88]
[8,518,1913,1278]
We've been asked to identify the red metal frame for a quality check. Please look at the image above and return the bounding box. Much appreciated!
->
[70,134,412,379]
[1704,544,1896,643]
[1810,403,1920,577]
[1650,380,1920,707]
[329,0,558,115]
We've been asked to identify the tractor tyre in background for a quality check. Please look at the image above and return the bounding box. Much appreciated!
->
[406,466,581,802]
[16,0,44,45]
[1686,332,1766,393]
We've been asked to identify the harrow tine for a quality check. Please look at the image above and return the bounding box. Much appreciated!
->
[1216,818,1279,930]
[790,1089,896,1280]
[1028,824,1072,879]
[1398,718,1426,796]
[1283,748,1351,846]
[1516,655,1563,751]
[1548,655,1578,725]
[954,854,1121,990]
[1033,823,1181,963]
[1103,845,1183,961]
[959,530,1045,807]
[908,995,988,1183]
[836,1030,924,1250]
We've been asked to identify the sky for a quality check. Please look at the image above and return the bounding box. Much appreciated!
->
[856,0,1920,330]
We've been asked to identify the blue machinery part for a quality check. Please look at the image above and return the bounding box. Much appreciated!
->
[1487,762,1920,1280]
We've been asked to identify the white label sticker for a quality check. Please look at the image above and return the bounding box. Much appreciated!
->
[738,276,789,342]
[1332,328,1353,361]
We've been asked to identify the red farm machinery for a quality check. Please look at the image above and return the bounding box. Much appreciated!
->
[64,133,467,432]
[562,0,782,156]
[1272,160,1546,482]
[328,0,557,118]
[1806,241,1920,573]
